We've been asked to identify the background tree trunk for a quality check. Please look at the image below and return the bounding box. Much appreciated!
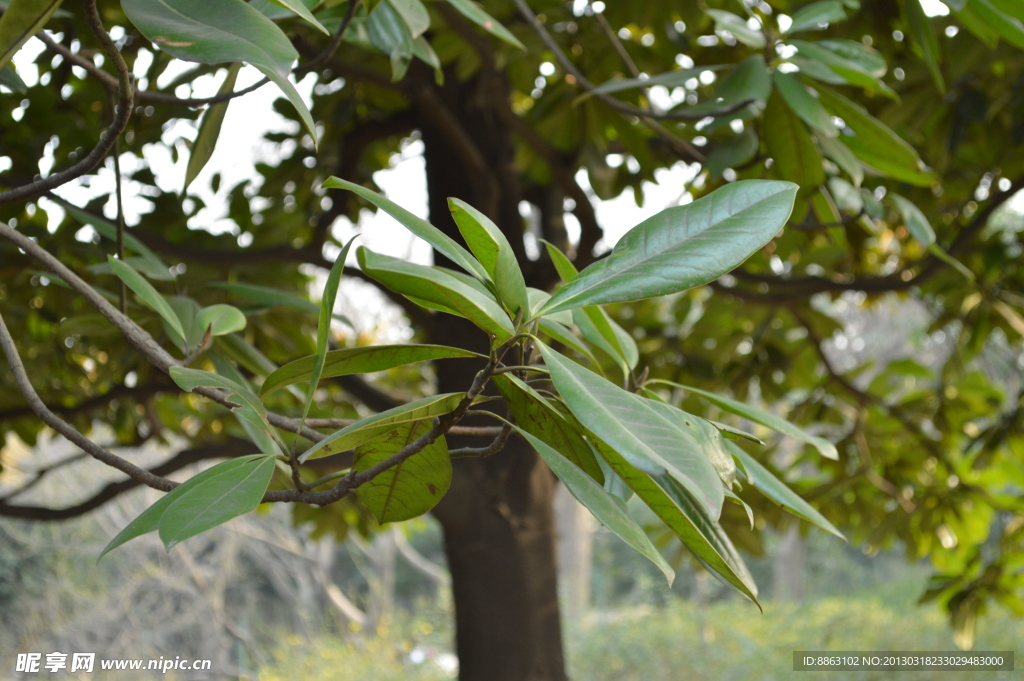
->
[419,66,569,681]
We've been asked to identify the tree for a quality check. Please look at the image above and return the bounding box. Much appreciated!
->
[2,0,1023,678]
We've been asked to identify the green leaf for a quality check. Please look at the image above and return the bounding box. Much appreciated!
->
[388,0,430,38]
[527,289,573,326]
[261,344,482,397]
[773,71,838,137]
[209,352,282,456]
[98,455,268,559]
[816,40,888,77]
[300,392,465,461]
[706,9,766,49]
[542,239,579,282]
[515,426,674,585]
[651,379,838,460]
[729,442,845,539]
[536,319,602,371]
[444,0,524,49]
[538,342,725,519]
[165,295,203,352]
[891,194,974,280]
[763,91,825,194]
[358,247,514,341]
[196,303,247,337]
[353,419,451,523]
[592,441,759,604]
[493,374,605,483]
[0,64,26,92]
[903,0,945,93]
[966,0,1024,50]
[710,55,772,107]
[816,132,863,186]
[706,128,759,180]
[121,0,317,146]
[815,86,936,187]
[184,64,240,195]
[324,177,487,280]
[366,0,414,80]
[537,181,797,316]
[107,256,187,347]
[449,198,530,317]
[789,39,895,98]
[0,0,62,70]
[572,307,638,376]
[292,237,356,441]
[262,0,329,34]
[785,0,847,33]
[53,197,169,274]
[158,455,276,549]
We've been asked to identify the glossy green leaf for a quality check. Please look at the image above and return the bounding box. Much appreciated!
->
[0,64,26,92]
[353,419,451,523]
[121,0,317,146]
[572,307,638,375]
[729,442,845,539]
[196,303,246,337]
[537,181,797,316]
[773,71,838,137]
[815,86,935,187]
[789,39,895,98]
[159,455,276,549]
[388,0,430,38]
[786,0,847,33]
[56,198,169,274]
[184,64,240,194]
[816,40,887,77]
[0,0,62,70]
[358,247,514,341]
[98,455,268,559]
[763,91,825,194]
[169,367,281,452]
[262,0,328,33]
[515,426,673,585]
[707,55,771,108]
[527,289,573,327]
[536,319,602,371]
[300,392,465,462]
[366,0,414,79]
[903,0,945,93]
[582,65,721,99]
[706,128,759,180]
[538,342,725,519]
[163,296,202,352]
[324,177,487,279]
[966,0,1024,50]
[592,441,759,604]
[542,239,579,282]
[652,379,838,460]
[261,344,482,397]
[493,374,604,483]
[209,351,282,456]
[706,9,765,49]
[444,0,524,49]
[449,198,530,316]
[107,256,186,347]
[816,132,864,186]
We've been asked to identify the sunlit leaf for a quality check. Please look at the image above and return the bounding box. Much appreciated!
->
[0,0,62,70]
[184,64,241,194]
[107,256,186,347]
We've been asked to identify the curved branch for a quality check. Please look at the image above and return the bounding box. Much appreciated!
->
[0,0,133,205]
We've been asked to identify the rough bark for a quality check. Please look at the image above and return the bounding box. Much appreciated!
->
[418,65,569,681]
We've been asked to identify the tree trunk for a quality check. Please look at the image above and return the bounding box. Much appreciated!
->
[418,65,569,681]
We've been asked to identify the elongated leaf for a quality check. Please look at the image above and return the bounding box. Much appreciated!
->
[388,0,429,38]
[197,303,247,336]
[815,86,935,186]
[652,379,838,459]
[789,39,895,98]
[444,0,524,49]
[572,307,637,377]
[891,194,974,280]
[159,455,276,549]
[536,319,602,371]
[527,289,573,326]
[300,392,465,461]
[48,196,169,272]
[903,0,945,93]
[817,40,888,77]
[121,0,316,145]
[184,64,240,194]
[263,0,328,33]
[324,177,487,279]
[353,419,451,523]
[537,181,797,316]
[261,344,482,397]
[164,296,202,352]
[592,441,759,604]
[968,0,1024,50]
[763,91,825,194]
[706,9,765,49]
[169,366,270,422]
[449,198,530,316]
[107,256,187,347]
[579,65,721,101]
[209,282,316,313]
[538,342,725,518]
[358,247,514,341]
[209,351,282,456]
[542,239,579,282]
[493,374,604,483]
[0,64,26,92]
[366,0,414,79]
[729,442,844,539]
[773,71,837,137]
[0,0,62,70]
[516,426,673,584]
[786,0,846,33]
[816,132,863,186]
[643,399,736,485]
[98,455,268,559]
[706,129,759,180]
